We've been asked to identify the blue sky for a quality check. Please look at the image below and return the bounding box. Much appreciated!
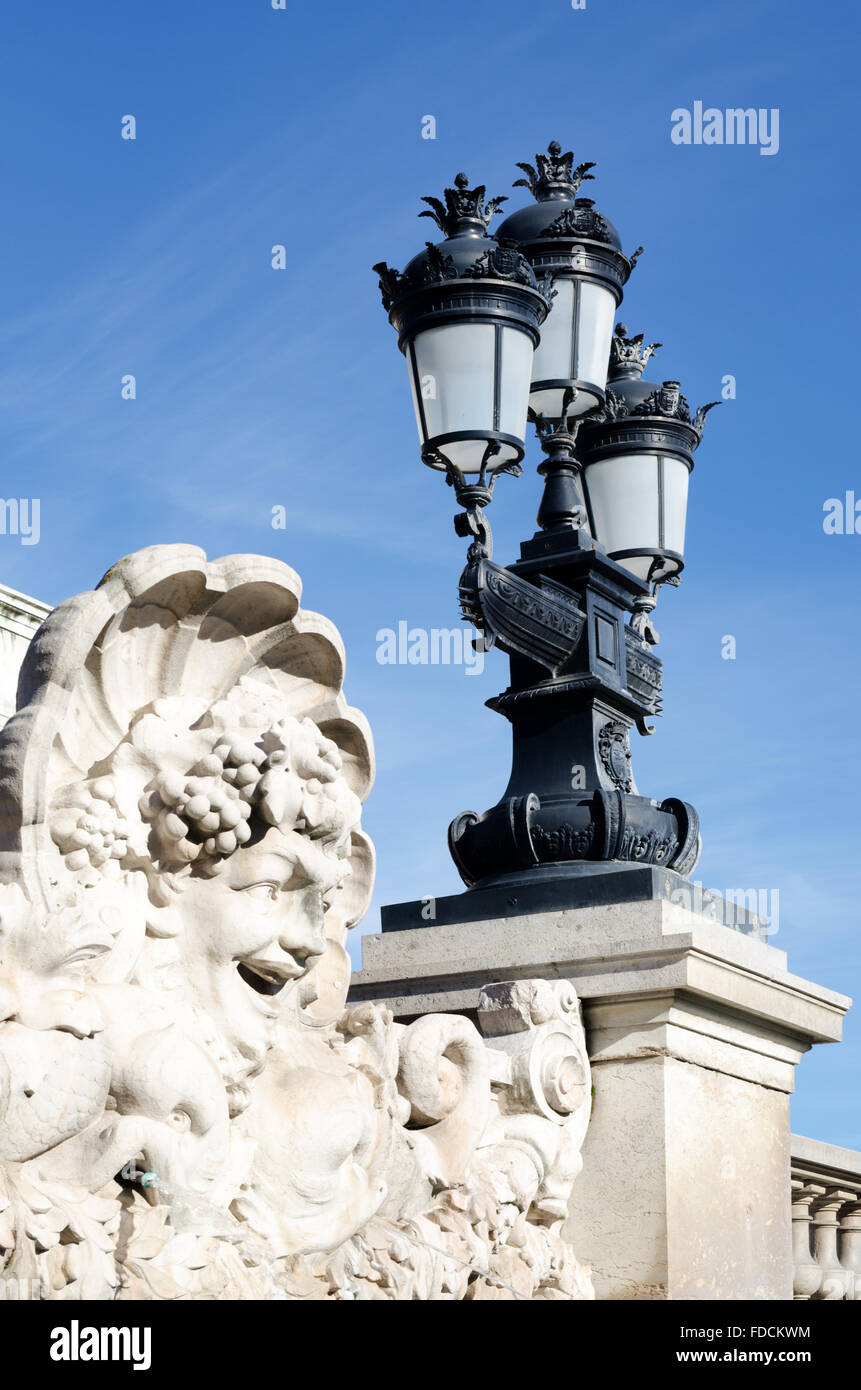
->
[1,0,859,1145]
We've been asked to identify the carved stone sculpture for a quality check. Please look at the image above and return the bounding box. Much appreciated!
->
[0,545,593,1300]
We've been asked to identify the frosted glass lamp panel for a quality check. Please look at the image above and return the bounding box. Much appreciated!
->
[584,451,660,577]
[497,326,534,448]
[661,455,690,559]
[574,281,617,393]
[530,278,574,384]
[410,323,496,472]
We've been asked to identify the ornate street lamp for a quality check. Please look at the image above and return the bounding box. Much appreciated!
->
[373,172,550,541]
[373,144,720,901]
[496,142,643,422]
[578,325,719,597]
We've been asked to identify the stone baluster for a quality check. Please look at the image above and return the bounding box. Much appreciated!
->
[811,1188,856,1300]
[792,1182,825,1300]
[838,1200,861,1301]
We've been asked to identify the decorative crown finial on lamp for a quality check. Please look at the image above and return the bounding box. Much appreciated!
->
[513,140,597,199]
[610,323,663,376]
[418,172,509,237]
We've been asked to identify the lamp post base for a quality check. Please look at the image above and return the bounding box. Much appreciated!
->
[376,862,766,937]
[449,786,700,889]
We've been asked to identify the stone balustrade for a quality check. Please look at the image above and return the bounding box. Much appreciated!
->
[792,1134,861,1300]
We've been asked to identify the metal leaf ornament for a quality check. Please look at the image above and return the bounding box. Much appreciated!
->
[693,400,721,436]
[418,196,449,232]
[419,174,508,236]
[513,142,596,197]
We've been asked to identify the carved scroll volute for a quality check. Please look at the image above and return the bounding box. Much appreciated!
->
[476,980,591,1138]
[396,1014,492,1187]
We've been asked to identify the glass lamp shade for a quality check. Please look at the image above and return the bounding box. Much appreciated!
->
[406,319,535,475]
[581,449,690,583]
[528,276,617,421]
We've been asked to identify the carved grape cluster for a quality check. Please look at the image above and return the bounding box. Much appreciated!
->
[140,718,348,872]
[52,777,130,873]
[140,739,261,868]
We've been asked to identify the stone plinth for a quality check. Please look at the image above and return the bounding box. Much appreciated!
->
[351,878,850,1300]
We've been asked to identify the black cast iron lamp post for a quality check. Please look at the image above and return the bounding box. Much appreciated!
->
[374,144,720,900]
[496,142,643,422]
[373,173,550,537]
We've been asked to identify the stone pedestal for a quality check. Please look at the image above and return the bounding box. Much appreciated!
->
[350,875,850,1300]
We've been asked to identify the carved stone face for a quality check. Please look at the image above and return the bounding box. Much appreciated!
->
[172,822,354,1097]
[0,886,113,1038]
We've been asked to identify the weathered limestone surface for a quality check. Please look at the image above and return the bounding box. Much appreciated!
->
[793,1134,861,1182]
[571,1038,792,1298]
[352,894,850,1300]
[0,545,595,1300]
